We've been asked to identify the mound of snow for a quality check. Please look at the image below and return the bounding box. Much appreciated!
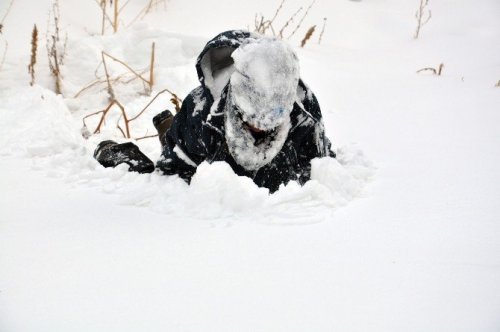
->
[0,84,374,224]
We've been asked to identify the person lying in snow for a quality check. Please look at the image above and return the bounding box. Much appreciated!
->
[94,30,335,193]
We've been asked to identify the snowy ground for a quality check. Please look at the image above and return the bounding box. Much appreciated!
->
[1,0,500,331]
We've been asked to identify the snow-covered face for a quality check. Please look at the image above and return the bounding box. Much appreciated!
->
[224,38,300,171]
[230,38,299,131]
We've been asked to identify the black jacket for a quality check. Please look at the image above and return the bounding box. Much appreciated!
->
[157,30,334,193]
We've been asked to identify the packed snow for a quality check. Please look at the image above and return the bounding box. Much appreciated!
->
[1,0,500,331]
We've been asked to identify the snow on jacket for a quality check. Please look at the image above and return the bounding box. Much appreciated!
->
[156,30,335,193]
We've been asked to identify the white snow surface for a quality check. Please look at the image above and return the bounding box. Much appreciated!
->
[1,0,500,331]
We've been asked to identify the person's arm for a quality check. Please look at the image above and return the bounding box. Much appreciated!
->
[295,80,335,184]
[156,88,208,182]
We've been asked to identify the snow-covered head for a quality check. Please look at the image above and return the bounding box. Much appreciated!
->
[230,38,300,131]
[224,37,300,171]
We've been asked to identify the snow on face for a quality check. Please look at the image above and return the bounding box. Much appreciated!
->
[229,37,300,131]
[224,38,300,170]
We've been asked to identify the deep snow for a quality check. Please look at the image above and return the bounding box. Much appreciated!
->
[1,0,500,331]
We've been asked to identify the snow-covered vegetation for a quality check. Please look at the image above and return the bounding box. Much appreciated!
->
[1,0,499,331]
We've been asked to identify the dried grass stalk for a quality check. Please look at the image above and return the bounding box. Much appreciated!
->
[300,25,316,48]
[127,0,168,29]
[1,0,16,28]
[46,0,65,94]
[149,42,155,94]
[113,0,119,33]
[83,88,182,139]
[414,0,431,39]
[288,0,316,40]
[28,24,37,86]
[101,42,155,95]
[416,63,444,76]
[0,39,7,72]
[0,0,16,73]
[318,17,327,44]
[255,0,286,36]
[278,6,302,39]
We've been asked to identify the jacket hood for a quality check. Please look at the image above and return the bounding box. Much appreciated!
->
[195,30,259,99]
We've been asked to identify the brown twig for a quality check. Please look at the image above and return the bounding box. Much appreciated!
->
[101,51,115,100]
[117,0,132,14]
[46,0,65,94]
[270,0,286,23]
[129,88,180,122]
[135,133,158,141]
[113,0,119,33]
[87,99,130,137]
[437,63,444,75]
[149,42,155,94]
[414,0,431,39]
[416,67,436,74]
[73,72,129,98]
[495,80,500,87]
[0,0,15,28]
[28,24,37,86]
[83,88,182,139]
[102,51,150,86]
[278,7,302,39]
[127,0,167,28]
[254,0,287,36]
[300,25,315,48]
[416,63,444,76]
[288,0,316,40]
[318,17,327,44]
[0,39,7,72]
[100,44,155,95]
[100,0,106,35]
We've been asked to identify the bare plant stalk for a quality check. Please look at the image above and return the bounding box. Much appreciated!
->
[288,0,316,40]
[254,0,287,36]
[118,0,132,14]
[149,42,155,93]
[100,0,106,35]
[0,39,7,72]
[416,67,436,74]
[52,42,61,94]
[83,88,182,139]
[416,63,444,76]
[102,51,148,84]
[300,25,316,48]
[0,0,16,28]
[46,0,65,94]
[144,0,155,15]
[414,0,431,39]
[84,99,130,137]
[318,17,327,44]
[270,0,286,23]
[73,72,131,98]
[101,51,115,100]
[28,24,38,86]
[135,134,158,141]
[437,63,444,76]
[278,7,302,39]
[93,0,113,32]
[129,88,180,122]
[113,0,119,33]
[101,48,155,95]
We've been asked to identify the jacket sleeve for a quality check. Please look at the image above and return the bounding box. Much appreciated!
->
[295,81,335,184]
[156,87,208,182]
